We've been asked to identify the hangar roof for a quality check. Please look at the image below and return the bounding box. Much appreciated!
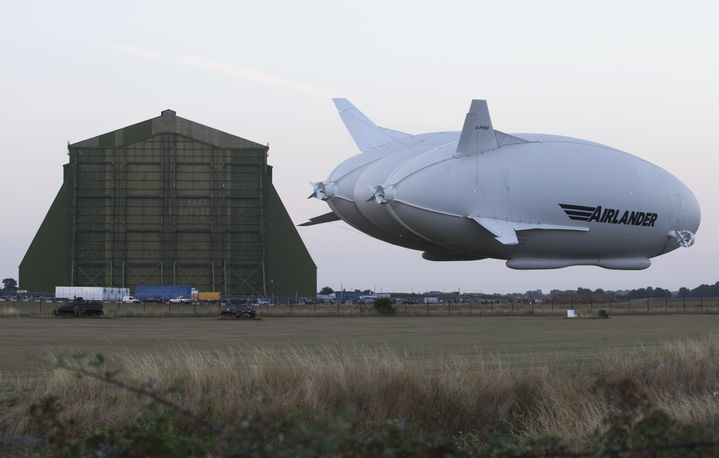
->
[69,109,267,150]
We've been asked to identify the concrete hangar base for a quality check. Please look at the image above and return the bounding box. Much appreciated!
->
[20,109,316,299]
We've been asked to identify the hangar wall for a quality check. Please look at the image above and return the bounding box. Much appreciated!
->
[19,110,316,297]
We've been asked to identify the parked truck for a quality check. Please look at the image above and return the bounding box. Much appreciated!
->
[55,287,130,302]
[135,285,193,303]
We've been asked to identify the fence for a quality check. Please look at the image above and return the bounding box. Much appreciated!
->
[2,296,719,318]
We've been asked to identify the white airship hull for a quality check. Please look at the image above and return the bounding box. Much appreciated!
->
[303,99,700,270]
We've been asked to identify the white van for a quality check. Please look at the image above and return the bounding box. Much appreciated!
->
[122,296,140,304]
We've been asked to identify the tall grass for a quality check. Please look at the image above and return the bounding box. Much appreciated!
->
[3,335,719,449]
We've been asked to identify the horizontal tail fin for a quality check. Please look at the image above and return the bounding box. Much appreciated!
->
[298,212,341,227]
[332,98,411,151]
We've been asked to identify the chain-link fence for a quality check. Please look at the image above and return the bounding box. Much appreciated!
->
[2,293,719,317]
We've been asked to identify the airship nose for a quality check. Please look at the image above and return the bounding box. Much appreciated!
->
[682,190,701,234]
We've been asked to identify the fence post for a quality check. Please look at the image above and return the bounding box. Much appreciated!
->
[194,302,196,316]
[551,299,554,313]
[628,299,631,313]
[337,302,339,316]
[589,300,592,314]
[609,300,612,313]
[469,301,472,315]
[646,298,649,314]
[448,302,451,314]
[664,297,667,312]
[683,294,686,313]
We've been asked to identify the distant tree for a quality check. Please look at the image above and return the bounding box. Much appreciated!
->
[2,278,17,292]
[319,286,334,295]
[653,287,673,298]
[524,290,545,300]
[373,297,394,315]
[689,282,719,298]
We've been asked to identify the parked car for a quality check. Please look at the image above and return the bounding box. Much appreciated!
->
[53,298,104,317]
[220,304,256,319]
[168,296,192,304]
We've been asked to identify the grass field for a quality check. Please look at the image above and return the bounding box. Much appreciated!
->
[3,314,719,377]
[4,314,719,455]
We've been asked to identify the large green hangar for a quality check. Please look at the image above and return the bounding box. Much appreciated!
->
[20,109,316,297]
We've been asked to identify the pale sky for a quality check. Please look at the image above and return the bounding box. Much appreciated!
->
[1,0,717,294]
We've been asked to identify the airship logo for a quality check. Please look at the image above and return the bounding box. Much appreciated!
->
[559,203,658,227]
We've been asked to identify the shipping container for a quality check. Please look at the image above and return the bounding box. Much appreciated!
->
[195,291,221,302]
[135,285,193,302]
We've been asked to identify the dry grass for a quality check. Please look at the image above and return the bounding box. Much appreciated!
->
[3,334,719,446]
[0,306,22,317]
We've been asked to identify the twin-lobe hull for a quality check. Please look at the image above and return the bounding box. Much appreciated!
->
[305,99,700,270]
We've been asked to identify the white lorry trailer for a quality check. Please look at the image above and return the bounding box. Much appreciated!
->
[55,287,130,302]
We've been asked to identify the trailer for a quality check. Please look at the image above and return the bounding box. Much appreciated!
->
[55,286,104,301]
[102,287,130,302]
[55,287,130,302]
[135,285,193,302]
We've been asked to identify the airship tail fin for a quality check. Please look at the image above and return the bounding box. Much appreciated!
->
[469,216,589,246]
[456,100,498,155]
[298,212,341,227]
[332,98,411,152]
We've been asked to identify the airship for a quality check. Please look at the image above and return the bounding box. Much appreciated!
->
[302,99,700,270]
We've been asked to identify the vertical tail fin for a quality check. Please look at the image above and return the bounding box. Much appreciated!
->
[456,99,498,155]
[332,98,411,151]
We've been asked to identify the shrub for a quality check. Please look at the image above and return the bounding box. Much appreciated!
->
[373,297,394,315]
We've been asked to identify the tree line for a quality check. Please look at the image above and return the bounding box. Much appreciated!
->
[546,281,719,302]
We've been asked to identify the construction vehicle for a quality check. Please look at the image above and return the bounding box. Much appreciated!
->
[53,298,104,317]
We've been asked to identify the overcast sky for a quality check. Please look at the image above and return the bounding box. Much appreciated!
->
[1,0,717,294]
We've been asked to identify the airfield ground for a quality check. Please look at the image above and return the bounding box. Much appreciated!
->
[4,314,719,455]
[3,314,719,377]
